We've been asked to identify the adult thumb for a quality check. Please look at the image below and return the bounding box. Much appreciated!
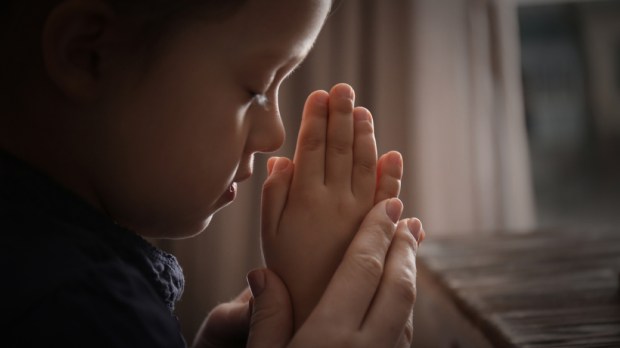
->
[246,268,293,348]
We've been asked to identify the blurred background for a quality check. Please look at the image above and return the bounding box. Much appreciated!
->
[161,0,620,341]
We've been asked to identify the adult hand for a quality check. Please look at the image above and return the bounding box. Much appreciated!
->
[192,269,293,348]
[288,198,422,348]
[194,199,424,348]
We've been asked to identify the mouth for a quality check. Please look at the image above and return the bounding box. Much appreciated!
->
[216,170,252,208]
[223,182,238,202]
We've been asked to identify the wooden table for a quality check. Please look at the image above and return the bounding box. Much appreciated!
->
[412,228,620,348]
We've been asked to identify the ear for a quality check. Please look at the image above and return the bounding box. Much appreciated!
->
[42,0,115,102]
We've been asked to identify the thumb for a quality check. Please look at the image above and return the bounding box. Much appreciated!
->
[246,268,293,348]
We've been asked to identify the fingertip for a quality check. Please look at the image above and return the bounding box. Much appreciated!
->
[272,157,291,173]
[267,157,278,176]
[386,151,403,168]
[386,198,403,224]
[330,83,355,101]
[307,89,329,109]
[406,218,423,246]
[247,269,266,298]
[419,225,426,244]
[353,107,372,123]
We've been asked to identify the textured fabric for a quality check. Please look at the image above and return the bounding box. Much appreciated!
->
[0,152,186,347]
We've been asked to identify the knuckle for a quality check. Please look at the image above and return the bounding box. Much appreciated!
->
[355,159,376,176]
[359,220,394,253]
[299,135,324,152]
[356,118,374,134]
[372,217,398,242]
[378,177,401,196]
[332,97,354,113]
[328,140,352,156]
[352,252,384,280]
[392,273,417,304]
[403,316,414,344]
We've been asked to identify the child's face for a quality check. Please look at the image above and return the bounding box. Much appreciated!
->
[88,0,331,238]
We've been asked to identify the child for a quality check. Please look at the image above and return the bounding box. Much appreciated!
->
[0,0,424,347]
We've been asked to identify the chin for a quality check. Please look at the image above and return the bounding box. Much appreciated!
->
[174,214,215,240]
[134,214,215,240]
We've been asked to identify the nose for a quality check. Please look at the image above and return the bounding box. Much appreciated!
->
[246,101,285,154]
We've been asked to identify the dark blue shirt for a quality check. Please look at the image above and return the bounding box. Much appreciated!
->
[0,152,186,347]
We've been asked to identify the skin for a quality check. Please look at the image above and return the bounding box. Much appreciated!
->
[262,84,408,329]
[2,0,331,238]
[1,0,426,346]
[199,200,425,348]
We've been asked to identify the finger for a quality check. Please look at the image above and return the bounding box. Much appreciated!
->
[293,90,329,188]
[362,219,417,347]
[351,107,377,201]
[193,295,251,348]
[395,312,414,348]
[409,218,424,245]
[417,220,426,244]
[325,83,355,188]
[311,198,403,329]
[247,269,293,348]
[267,156,278,176]
[374,151,403,204]
[261,157,293,237]
[232,287,252,304]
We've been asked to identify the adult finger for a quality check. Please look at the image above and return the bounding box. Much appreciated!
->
[311,198,403,329]
[192,288,252,348]
[395,312,414,348]
[246,269,293,348]
[362,218,418,347]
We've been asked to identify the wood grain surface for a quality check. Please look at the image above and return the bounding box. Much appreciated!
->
[415,228,620,348]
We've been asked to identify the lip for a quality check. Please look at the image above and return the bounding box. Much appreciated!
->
[214,182,236,209]
[224,182,237,201]
[216,171,252,207]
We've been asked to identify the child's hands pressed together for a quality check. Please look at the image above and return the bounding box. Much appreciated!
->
[260,83,405,329]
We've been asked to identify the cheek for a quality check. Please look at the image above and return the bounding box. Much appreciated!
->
[144,101,247,201]
[93,90,249,233]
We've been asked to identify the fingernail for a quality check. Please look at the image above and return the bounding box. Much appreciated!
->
[336,84,354,100]
[354,107,371,122]
[273,158,289,172]
[314,91,329,107]
[407,218,422,242]
[388,151,403,166]
[247,269,265,298]
[386,198,403,223]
